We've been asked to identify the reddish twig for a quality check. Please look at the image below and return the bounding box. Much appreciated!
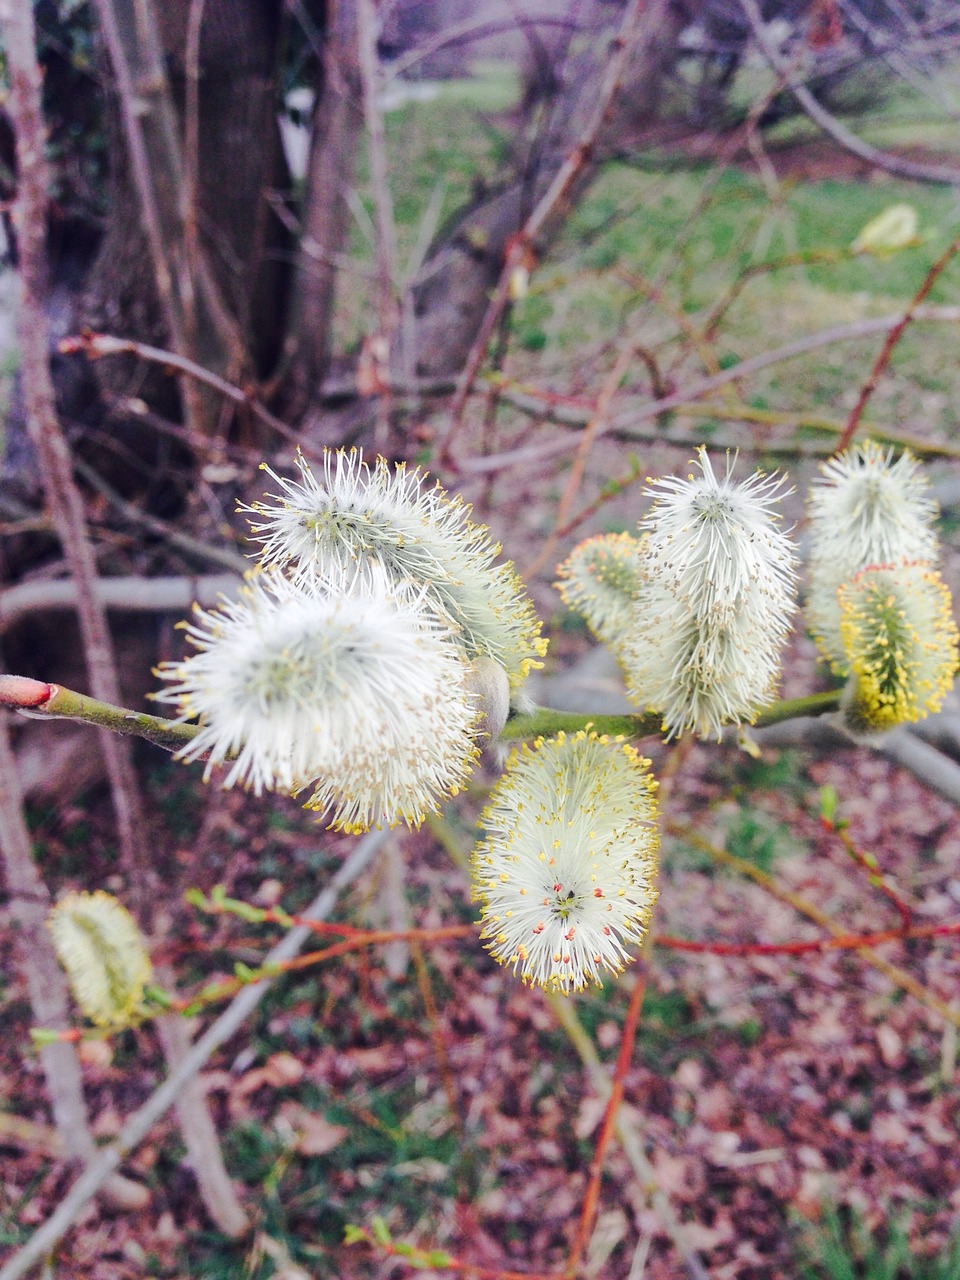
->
[3,1,144,882]
[654,918,960,957]
[565,964,649,1278]
[836,228,960,452]
[822,818,913,932]
[671,821,960,1029]
[438,0,650,466]
[59,330,309,453]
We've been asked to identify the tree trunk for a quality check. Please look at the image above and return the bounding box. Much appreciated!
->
[80,0,290,431]
[281,0,362,414]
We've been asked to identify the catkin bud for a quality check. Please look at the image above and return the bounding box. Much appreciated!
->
[47,891,152,1028]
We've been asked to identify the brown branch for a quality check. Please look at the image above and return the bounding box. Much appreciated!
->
[524,339,641,578]
[0,831,388,1280]
[183,0,205,279]
[837,228,960,452]
[459,307,960,474]
[60,330,308,453]
[565,962,650,1278]
[93,0,248,436]
[3,0,144,885]
[437,0,654,465]
[739,0,960,186]
[387,11,582,80]
[1,28,247,1213]
[283,2,362,407]
[72,457,247,572]
[357,0,400,443]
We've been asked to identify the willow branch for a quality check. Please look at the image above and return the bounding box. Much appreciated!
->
[0,830,388,1280]
[460,308,960,474]
[0,677,844,756]
[2,0,143,875]
[59,331,304,451]
[0,678,201,754]
[837,228,960,452]
[438,0,653,463]
[547,993,710,1280]
[499,690,842,742]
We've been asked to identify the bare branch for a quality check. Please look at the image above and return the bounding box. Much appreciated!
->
[2,0,144,879]
[93,0,249,435]
[357,0,400,440]
[459,307,960,473]
[0,830,388,1280]
[0,574,239,636]
[837,228,960,451]
[738,0,960,186]
[438,0,667,463]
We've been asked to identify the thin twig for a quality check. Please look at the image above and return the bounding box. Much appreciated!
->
[438,0,653,464]
[72,458,247,572]
[459,308,960,474]
[565,963,650,1278]
[183,0,205,281]
[548,993,710,1280]
[386,11,581,80]
[60,330,309,453]
[0,830,388,1280]
[836,228,960,452]
[93,0,248,436]
[672,823,960,1029]
[357,0,400,444]
[525,339,641,579]
[739,0,960,186]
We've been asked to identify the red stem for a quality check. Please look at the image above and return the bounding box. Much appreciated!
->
[565,965,648,1278]
[836,228,960,453]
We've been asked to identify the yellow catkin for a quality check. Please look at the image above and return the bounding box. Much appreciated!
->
[838,561,959,730]
[47,891,152,1028]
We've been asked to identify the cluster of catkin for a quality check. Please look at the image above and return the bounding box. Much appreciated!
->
[47,443,959,1008]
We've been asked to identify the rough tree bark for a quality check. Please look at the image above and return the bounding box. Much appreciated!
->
[79,0,290,433]
[282,0,363,414]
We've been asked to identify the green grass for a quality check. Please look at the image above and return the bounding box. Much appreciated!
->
[798,1206,960,1280]
[180,1083,466,1278]
[337,60,960,445]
